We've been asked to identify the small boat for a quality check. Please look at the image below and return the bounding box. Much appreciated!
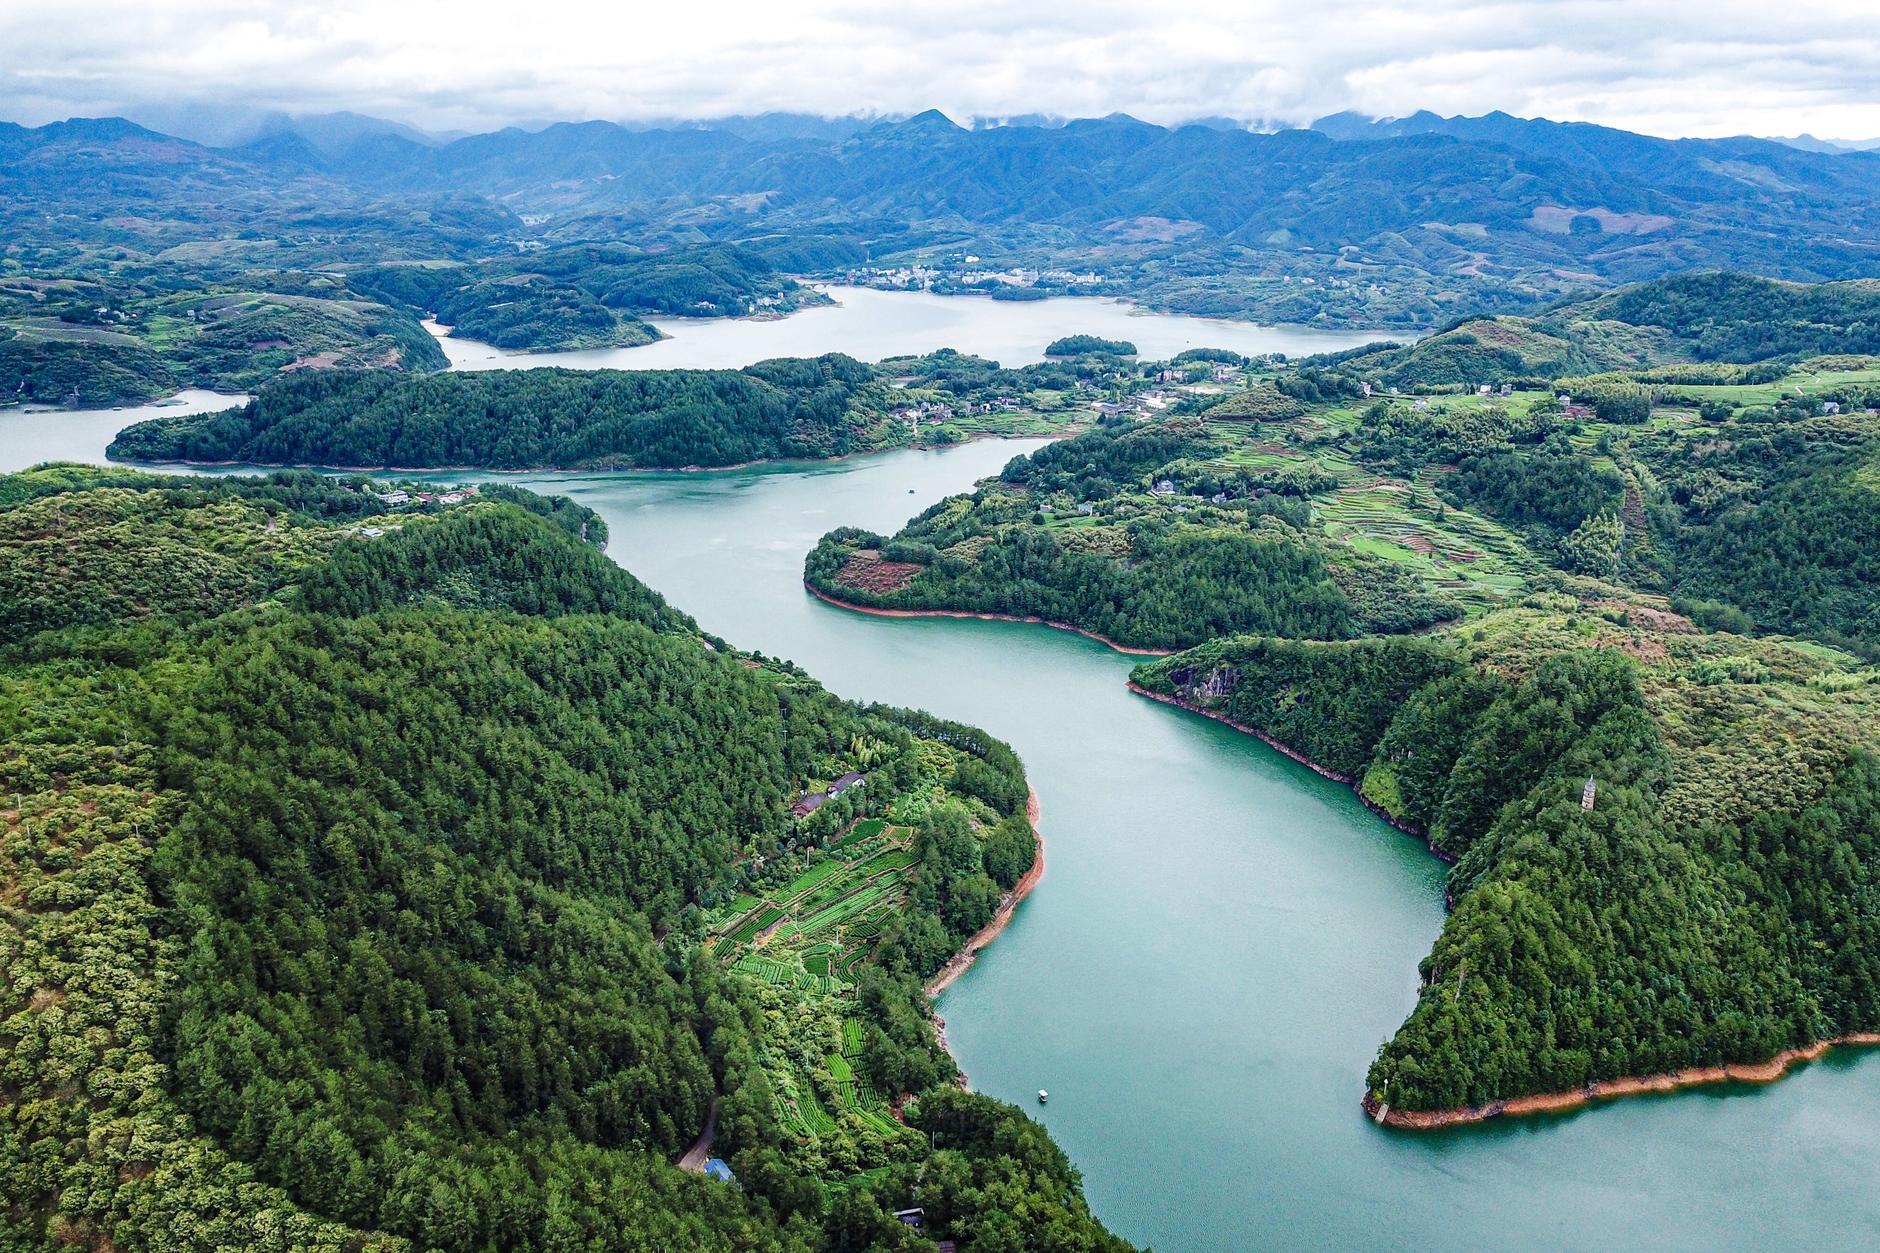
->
[1037,1089,1048,1105]
[907,487,916,493]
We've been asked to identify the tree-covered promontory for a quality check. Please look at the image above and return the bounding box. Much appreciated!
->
[0,465,1130,1253]
[1132,589,1880,1116]
[106,349,1099,470]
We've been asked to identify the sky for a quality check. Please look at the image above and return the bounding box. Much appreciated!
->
[3,0,1879,141]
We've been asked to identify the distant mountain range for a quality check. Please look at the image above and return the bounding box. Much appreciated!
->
[3,108,1876,325]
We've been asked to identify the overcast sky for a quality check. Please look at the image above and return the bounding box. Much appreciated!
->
[4,0,1879,140]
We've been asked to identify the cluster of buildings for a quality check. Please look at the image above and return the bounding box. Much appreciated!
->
[1555,393,1595,419]
[1093,384,1181,420]
[891,399,957,424]
[374,485,478,508]
[845,263,1104,292]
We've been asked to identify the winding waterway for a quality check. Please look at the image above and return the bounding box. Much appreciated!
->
[462,452,1880,1252]
[9,296,1880,1249]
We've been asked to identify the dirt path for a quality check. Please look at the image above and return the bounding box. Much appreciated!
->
[676,1096,721,1171]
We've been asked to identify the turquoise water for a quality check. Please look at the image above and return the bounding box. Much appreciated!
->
[437,449,1880,1252]
[10,423,1879,1250]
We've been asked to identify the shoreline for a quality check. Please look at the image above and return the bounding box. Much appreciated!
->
[927,788,1047,1000]
[107,428,1066,479]
[1126,680,1880,1128]
[926,789,1046,1084]
[806,583,1174,657]
[1366,1033,1880,1128]
[1125,682,1454,861]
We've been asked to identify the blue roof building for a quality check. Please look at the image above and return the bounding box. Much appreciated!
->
[703,1157,735,1183]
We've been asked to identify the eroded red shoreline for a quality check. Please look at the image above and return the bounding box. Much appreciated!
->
[926,790,1046,1084]
[1123,683,1880,1128]
[927,789,1046,1001]
[1364,1034,1880,1127]
[806,583,1174,657]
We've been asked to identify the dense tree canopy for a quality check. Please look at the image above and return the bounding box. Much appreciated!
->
[0,468,1129,1253]
[110,355,884,469]
[1135,615,1880,1114]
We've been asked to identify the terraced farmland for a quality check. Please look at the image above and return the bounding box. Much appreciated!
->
[711,815,929,1155]
[1318,476,1535,610]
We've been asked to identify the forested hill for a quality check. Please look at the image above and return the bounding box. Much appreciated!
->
[106,348,1100,470]
[0,465,1130,1252]
[1308,273,1880,389]
[350,242,829,352]
[109,355,886,468]
[0,268,448,408]
[1133,614,1880,1117]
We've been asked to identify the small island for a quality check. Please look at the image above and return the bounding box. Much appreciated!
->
[1045,333,1137,357]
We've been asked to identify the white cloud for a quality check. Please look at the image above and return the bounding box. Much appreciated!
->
[2,0,1879,139]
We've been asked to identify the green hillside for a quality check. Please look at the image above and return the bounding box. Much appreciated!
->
[0,466,1128,1252]
[107,348,1105,470]
[0,267,446,407]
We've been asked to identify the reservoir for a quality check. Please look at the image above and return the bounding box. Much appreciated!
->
[8,296,1879,1249]
[426,284,1384,371]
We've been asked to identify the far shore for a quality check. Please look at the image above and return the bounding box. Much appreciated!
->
[805,583,1174,656]
[104,428,1065,480]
